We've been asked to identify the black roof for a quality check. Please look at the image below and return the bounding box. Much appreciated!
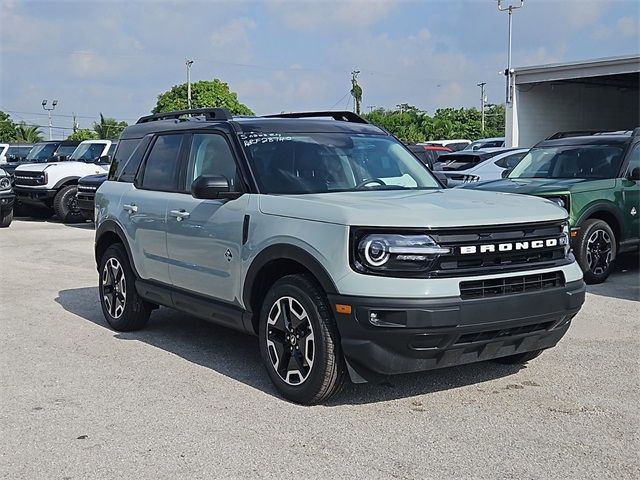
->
[121,109,386,140]
[535,134,632,148]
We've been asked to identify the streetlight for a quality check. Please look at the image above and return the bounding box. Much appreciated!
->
[497,0,524,104]
[477,82,487,133]
[186,59,194,110]
[42,99,58,140]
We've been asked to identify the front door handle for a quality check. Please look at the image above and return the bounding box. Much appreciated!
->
[169,209,190,221]
[123,204,138,214]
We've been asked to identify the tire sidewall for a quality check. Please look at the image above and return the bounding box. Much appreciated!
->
[576,220,616,284]
[98,244,139,330]
[258,279,336,404]
[0,208,12,227]
[55,185,84,223]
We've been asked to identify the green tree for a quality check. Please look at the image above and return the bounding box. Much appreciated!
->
[67,129,98,141]
[93,114,127,139]
[153,79,253,115]
[14,122,44,143]
[0,111,17,142]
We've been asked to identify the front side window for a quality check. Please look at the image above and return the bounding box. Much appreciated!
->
[26,143,57,161]
[56,145,78,158]
[70,143,107,162]
[185,134,239,191]
[626,143,640,176]
[140,134,184,191]
[241,133,439,194]
[509,145,624,179]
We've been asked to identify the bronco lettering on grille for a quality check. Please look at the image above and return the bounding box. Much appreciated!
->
[460,238,559,255]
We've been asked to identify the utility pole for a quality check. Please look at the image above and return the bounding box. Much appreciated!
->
[477,82,486,133]
[497,0,524,104]
[72,113,79,133]
[42,99,58,140]
[186,59,194,109]
[350,70,362,115]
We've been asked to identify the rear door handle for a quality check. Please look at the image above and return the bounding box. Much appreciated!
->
[169,209,190,221]
[123,204,138,214]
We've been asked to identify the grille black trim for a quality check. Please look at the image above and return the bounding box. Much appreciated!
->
[455,320,556,345]
[14,171,45,186]
[460,271,565,300]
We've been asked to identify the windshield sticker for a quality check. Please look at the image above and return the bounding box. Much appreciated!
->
[239,132,293,147]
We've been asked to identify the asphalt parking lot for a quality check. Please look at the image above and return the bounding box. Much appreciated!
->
[1,219,638,480]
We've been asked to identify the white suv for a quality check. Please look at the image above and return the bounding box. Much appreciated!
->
[14,139,116,223]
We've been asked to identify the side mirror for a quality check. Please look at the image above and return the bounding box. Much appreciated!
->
[630,167,640,181]
[98,155,111,164]
[191,175,231,199]
[501,169,511,178]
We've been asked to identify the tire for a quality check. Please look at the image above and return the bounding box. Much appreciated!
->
[53,185,85,224]
[494,349,544,365]
[574,219,616,284]
[0,208,12,227]
[98,243,152,331]
[259,274,347,405]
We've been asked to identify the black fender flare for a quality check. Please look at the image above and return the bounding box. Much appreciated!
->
[575,202,624,236]
[242,244,338,309]
[52,176,81,190]
[94,219,138,275]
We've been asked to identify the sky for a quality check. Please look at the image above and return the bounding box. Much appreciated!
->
[1,0,639,138]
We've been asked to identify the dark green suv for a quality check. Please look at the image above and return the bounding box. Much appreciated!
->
[466,130,640,284]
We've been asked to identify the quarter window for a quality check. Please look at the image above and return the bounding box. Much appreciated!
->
[185,134,239,191]
[626,143,640,176]
[140,134,185,191]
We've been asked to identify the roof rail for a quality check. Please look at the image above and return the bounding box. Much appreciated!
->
[262,111,369,124]
[136,108,232,124]
[546,129,635,140]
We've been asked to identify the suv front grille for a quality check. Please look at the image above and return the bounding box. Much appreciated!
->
[460,271,565,300]
[429,221,568,277]
[14,171,45,186]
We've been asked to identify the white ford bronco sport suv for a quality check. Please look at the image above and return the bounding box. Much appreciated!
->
[15,139,116,222]
[95,109,586,404]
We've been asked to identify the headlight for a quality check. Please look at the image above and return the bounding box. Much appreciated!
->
[560,222,570,257]
[354,233,451,274]
[0,177,10,191]
[547,195,569,211]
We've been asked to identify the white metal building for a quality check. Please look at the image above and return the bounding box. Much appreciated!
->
[506,55,640,147]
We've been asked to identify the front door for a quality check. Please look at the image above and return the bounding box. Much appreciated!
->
[166,132,247,304]
[621,142,640,242]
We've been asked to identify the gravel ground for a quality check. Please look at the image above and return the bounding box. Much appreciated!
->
[1,219,638,480]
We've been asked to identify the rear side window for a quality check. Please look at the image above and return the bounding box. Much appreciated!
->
[140,134,185,191]
[109,138,144,182]
[495,152,526,169]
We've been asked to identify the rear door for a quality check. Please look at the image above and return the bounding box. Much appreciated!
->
[120,133,186,282]
[620,142,640,242]
[166,132,248,304]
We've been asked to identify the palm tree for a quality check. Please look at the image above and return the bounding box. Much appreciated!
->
[14,122,44,143]
[93,113,127,139]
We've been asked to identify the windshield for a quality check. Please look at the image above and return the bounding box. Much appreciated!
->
[241,133,440,194]
[26,143,58,161]
[509,145,624,179]
[70,143,107,161]
[7,146,32,160]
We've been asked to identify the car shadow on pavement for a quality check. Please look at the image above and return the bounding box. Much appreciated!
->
[56,286,526,406]
[587,254,639,302]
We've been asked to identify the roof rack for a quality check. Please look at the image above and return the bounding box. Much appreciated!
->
[546,129,634,140]
[136,108,232,124]
[262,111,369,124]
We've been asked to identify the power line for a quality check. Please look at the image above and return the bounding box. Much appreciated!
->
[329,91,351,110]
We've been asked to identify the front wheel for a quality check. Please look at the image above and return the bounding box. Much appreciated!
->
[53,185,85,224]
[99,243,152,331]
[0,208,12,227]
[259,274,346,405]
[575,219,616,284]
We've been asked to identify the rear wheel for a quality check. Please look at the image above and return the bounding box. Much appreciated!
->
[99,243,152,331]
[575,219,616,284]
[53,185,85,224]
[259,274,346,405]
[0,208,12,227]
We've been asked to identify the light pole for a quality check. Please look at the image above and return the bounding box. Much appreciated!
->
[477,82,486,133]
[186,59,194,109]
[497,0,524,104]
[42,99,58,140]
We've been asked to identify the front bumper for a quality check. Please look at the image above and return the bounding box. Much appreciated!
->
[329,279,585,380]
[0,190,15,211]
[14,187,57,205]
[76,192,95,217]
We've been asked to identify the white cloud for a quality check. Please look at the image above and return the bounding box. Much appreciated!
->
[268,0,398,31]
[617,16,639,37]
[66,50,111,78]
[210,18,256,63]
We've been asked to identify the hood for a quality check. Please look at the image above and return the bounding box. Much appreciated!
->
[79,173,108,186]
[258,188,567,228]
[15,161,107,174]
[464,177,616,195]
